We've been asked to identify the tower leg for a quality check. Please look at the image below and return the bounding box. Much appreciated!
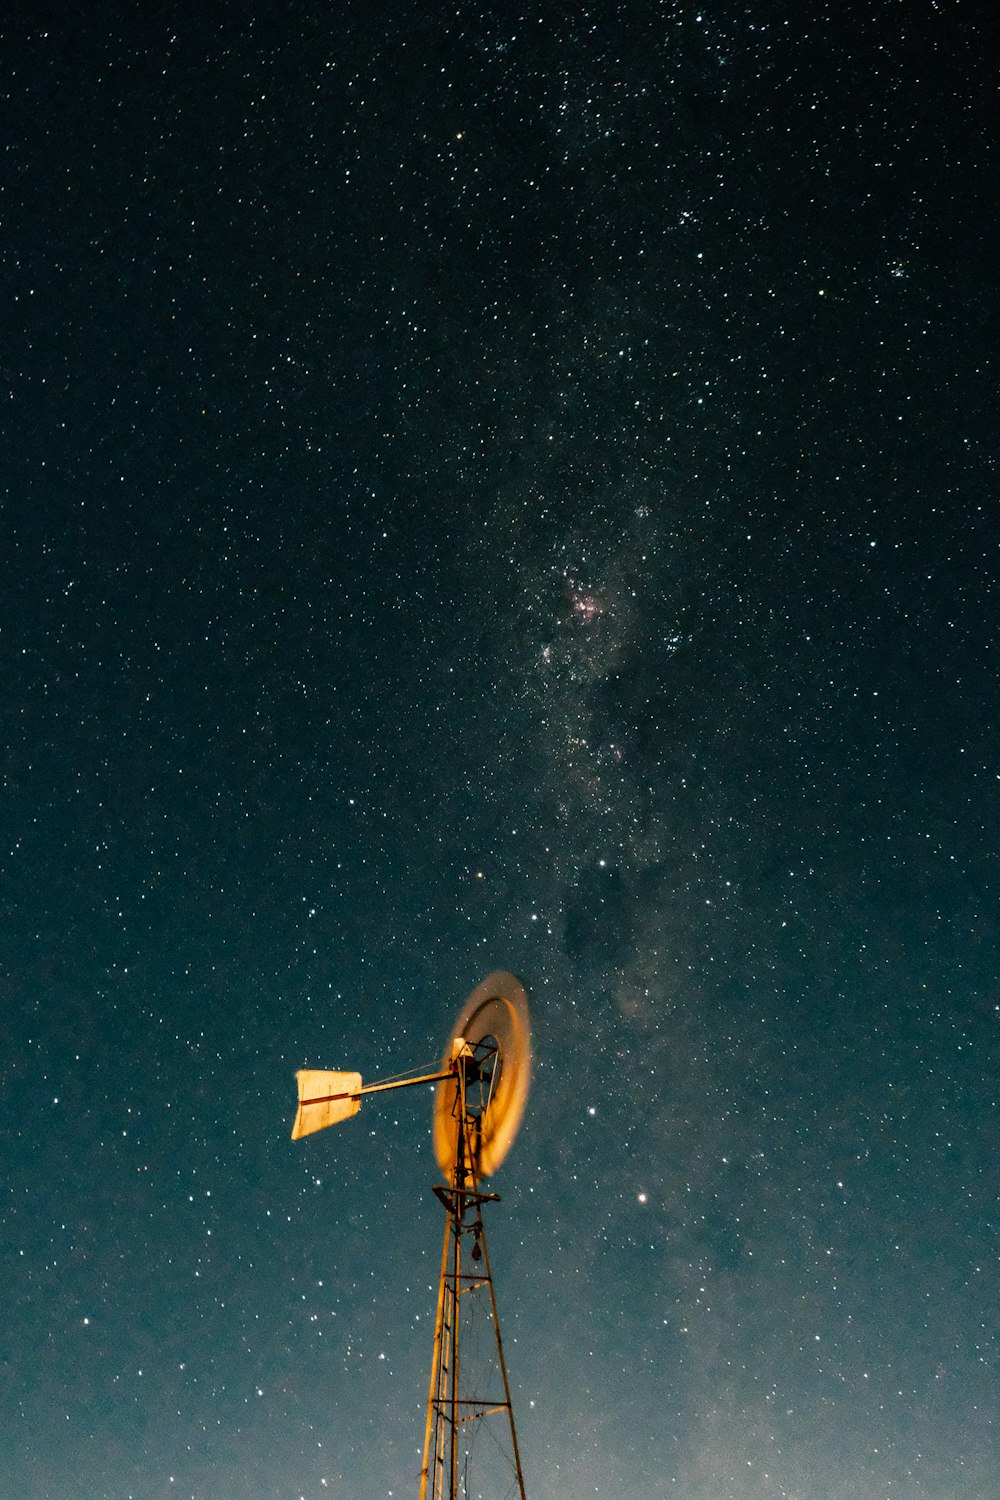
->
[419,1212,452,1500]
[479,1219,528,1500]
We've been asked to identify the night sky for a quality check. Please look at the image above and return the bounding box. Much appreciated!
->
[3,4,997,1498]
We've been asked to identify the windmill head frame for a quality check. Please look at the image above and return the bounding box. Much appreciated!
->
[291,971,532,1500]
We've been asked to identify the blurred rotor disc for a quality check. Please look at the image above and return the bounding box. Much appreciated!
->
[433,971,532,1178]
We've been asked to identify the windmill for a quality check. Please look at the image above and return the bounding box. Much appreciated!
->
[291,971,532,1500]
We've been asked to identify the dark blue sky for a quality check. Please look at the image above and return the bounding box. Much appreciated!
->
[3,3,996,1497]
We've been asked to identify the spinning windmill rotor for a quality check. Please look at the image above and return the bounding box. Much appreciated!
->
[291,971,532,1500]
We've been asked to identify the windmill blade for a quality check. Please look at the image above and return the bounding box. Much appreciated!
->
[291,1070,362,1139]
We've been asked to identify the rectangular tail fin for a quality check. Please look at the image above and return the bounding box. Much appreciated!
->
[292,1070,362,1140]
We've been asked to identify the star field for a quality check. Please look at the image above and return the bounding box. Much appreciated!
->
[2,3,996,1498]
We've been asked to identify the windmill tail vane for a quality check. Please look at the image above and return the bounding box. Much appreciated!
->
[290,1062,456,1140]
